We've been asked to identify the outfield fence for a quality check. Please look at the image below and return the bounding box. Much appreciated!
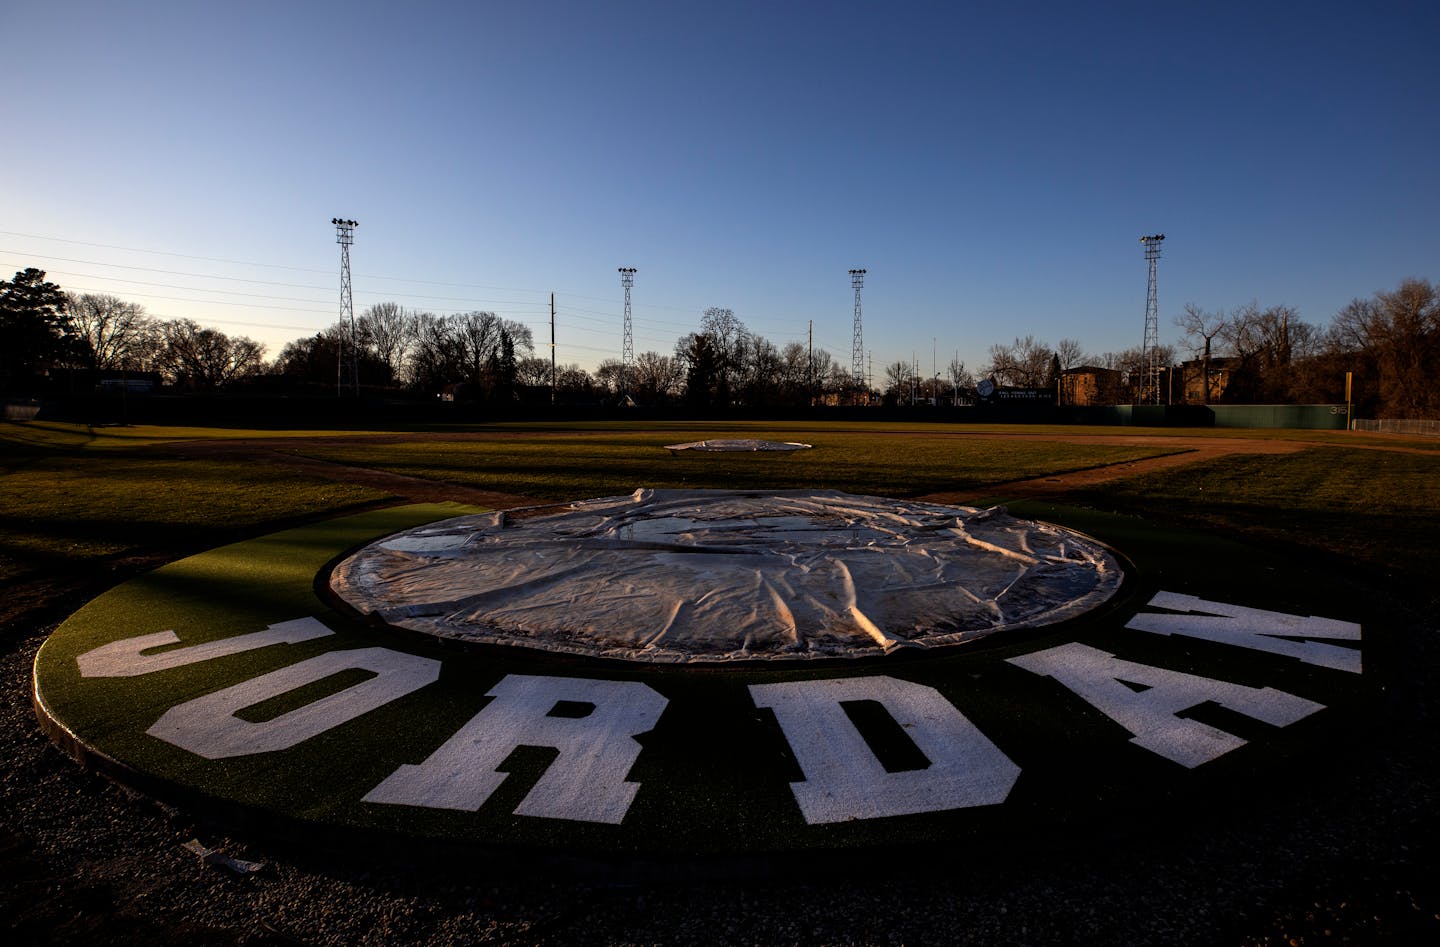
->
[1071,404,1351,430]
[3,400,41,420]
[1352,418,1440,436]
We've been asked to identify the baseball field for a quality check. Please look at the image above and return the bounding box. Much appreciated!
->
[3,418,1437,944]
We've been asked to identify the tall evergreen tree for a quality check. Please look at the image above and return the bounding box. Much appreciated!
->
[0,268,78,391]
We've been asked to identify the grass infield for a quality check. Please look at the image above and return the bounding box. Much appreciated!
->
[280,429,1178,500]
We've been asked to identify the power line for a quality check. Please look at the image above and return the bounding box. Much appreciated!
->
[3,251,581,310]
[5,231,897,372]
[0,229,334,275]
[2,229,702,309]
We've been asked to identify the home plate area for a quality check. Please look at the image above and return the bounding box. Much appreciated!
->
[33,493,1369,865]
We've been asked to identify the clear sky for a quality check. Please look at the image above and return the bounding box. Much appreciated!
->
[3,0,1436,380]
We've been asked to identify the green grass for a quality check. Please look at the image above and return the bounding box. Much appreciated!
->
[450,418,1440,450]
[1,421,388,583]
[0,420,399,451]
[283,430,1179,500]
[6,418,1440,590]
[1075,446,1440,585]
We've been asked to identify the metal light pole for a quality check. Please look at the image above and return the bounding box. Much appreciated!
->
[849,268,866,403]
[332,217,359,397]
[618,267,636,403]
[1139,233,1164,405]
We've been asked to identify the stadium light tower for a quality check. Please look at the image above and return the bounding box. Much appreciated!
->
[332,217,359,397]
[849,268,867,403]
[1139,234,1165,405]
[618,267,636,402]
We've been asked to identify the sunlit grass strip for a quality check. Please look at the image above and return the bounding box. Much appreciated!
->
[0,420,402,453]
[1074,446,1440,583]
[469,419,1440,450]
[0,454,387,582]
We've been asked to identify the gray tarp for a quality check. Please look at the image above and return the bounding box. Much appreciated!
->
[331,489,1122,663]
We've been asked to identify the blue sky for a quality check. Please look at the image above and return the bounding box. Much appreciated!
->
[3,0,1436,380]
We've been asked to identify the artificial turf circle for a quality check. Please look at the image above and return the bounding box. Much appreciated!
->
[32,501,1372,869]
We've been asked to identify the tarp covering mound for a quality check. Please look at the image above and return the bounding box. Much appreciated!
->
[331,489,1123,663]
[663,438,811,452]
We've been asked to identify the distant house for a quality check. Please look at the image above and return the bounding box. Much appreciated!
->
[1059,366,1122,406]
[1177,356,1239,404]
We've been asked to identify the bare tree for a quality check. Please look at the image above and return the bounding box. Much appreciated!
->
[158,319,265,388]
[514,356,552,389]
[1175,304,1228,404]
[778,342,810,404]
[594,358,625,396]
[884,360,915,401]
[65,293,152,373]
[696,307,747,404]
[947,356,974,404]
[984,341,1018,386]
[1013,335,1054,387]
[737,334,781,406]
[1054,338,1089,371]
[827,362,858,400]
[1218,302,1311,403]
[987,335,1052,387]
[1111,346,1147,401]
[1330,278,1439,418]
[554,363,596,402]
[632,350,683,403]
[358,302,416,385]
[1109,344,1174,402]
[402,311,533,396]
[405,312,455,391]
[451,311,502,388]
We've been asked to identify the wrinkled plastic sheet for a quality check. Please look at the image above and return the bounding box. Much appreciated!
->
[663,438,811,452]
[331,489,1122,663]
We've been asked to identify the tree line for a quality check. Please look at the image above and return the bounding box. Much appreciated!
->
[1173,278,1440,417]
[0,269,266,392]
[3,266,1436,418]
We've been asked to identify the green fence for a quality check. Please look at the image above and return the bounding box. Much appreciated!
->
[1073,404,1350,430]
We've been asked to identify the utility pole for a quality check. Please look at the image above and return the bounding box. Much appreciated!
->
[331,217,358,397]
[808,319,814,406]
[550,292,556,405]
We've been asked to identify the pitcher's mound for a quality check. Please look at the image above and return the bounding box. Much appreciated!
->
[331,489,1122,663]
[663,438,811,452]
